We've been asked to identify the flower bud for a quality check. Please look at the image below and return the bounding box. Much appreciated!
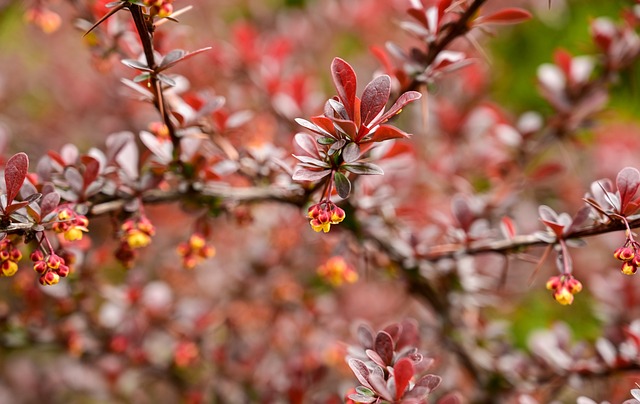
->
[39,271,60,286]
[614,246,635,261]
[33,260,47,274]
[566,277,582,294]
[545,276,561,291]
[47,254,62,269]
[622,261,638,275]
[330,206,346,224]
[1,260,18,277]
[56,264,70,277]
[554,287,574,305]
[30,250,44,262]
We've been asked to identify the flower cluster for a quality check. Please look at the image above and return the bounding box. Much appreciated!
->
[52,208,89,242]
[143,0,173,18]
[116,217,156,268]
[176,233,216,269]
[317,256,357,287]
[546,274,583,305]
[0,239,22,278]
[614,243,640,275]
[307,201,346,233]
[24,7,62,34]
[32,250,70,286]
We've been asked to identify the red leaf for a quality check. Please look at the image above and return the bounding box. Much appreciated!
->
[292,167,331,182]
[40,191,60,219]
[331,58,357,120]
[407,8,428,28]
[383,322,402,344]
[363,125,410,143]
[347,358,371,388]
[452,194,474,232]
[500,216,517,239]
[374,331,394,366]
[617,167,640,214]
[394,358,414,400]
[478,8,532,25]
[310,116,336,136]
[81,156,101,189]
[553,48,573,79]
[361,75,391,126]
[294,133,319,157]
[396,319,420,349]
[5,152,29,206]
[416,374,442,392]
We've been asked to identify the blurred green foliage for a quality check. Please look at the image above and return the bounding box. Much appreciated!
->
[490,0,638,115]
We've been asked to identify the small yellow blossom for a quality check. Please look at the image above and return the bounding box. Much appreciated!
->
[317,257,358,287]
[1,260,18,277]
[126,230,152,249]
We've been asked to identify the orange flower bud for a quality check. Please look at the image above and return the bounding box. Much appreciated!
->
[1,260,18,277]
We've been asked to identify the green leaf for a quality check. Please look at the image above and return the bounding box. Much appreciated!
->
[317,137,336,145]
[133,73,151,83]
[334,171,351,199]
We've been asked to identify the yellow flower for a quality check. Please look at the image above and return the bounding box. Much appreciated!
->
[1,260,18,277]
[64,226,88,242]
[126,230,152,249]
[554,287,574,305]
[317,257,358,287]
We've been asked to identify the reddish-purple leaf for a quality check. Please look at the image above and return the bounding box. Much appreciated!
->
[368,372,394,402]
[4,201,29,215]
[394,357,414,400]
[374,331,394,366]
[361,75,391,126]
[416,374,442,392]
[478,8,532,25]
[365,349,387,369]
[292,167,331,182]
[396,319,419,349]
[452,194,474,232]
[292,155,331,168]
[347,358,371,388]
[331,58,357,120]
[5,152,29,206]
[334,171,351,199]
[538,205,559,223]
[294,133,320,157]
[617,167,640,214]
[40,191,60,219]
[566,206,592,234]
[436,392,462,404]
[342,143,360,163]
[331,118,358,140]
[407,8,428,28]
[371,91,421,127]
[383,323,402,345]
[357,324,375,349]
[81,156,101,189]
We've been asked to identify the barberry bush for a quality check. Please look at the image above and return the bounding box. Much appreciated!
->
[3,0,640,402]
